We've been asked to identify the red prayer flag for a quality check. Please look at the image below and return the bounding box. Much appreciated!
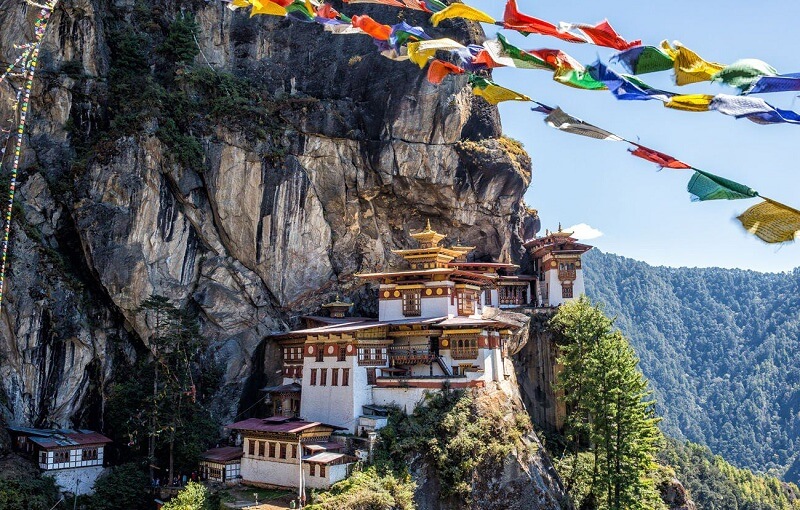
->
[315,3,340,19]
[529,48,581,71]
[565,20,641,51]
[629,144,692,170]
[426,60,465,84]
[472,50,505,69]
[351,15,392,40]
[503,0,587,43]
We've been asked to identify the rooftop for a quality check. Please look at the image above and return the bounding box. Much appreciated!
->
[226,417,344,434]
[200,446,243,463]
[7,426,113,449]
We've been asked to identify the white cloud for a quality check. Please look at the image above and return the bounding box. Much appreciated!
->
[564,223,604,240]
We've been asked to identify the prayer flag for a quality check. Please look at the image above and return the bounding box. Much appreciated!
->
[453,45,490,72]
[389,22,430,51]
[687,169,758,201]
[227,0,252,10]
[559,20,641,50]
[746,73,800,94]
[469,75,531,104]
[628,144,691,169]
[343,0,406,7]
[589,61,674,101]
[709,94,800,124]
[285,0,315,22]
[426,60,464,84]
[249,0,287,16]
[543,107,623,141]
[737,198,800,244]
[321,21,363,34]
[420,0,447,12]
[661,41,726,86]
[531,102,555,114]
[665,94,714,112]
[612,45,674,75]
[407,38,465,68]
[430,3,495,27]
[553,66,607,91]
[711,59,778,92]
[480,34,550,70]
[503,0,587,43]
[351,15,392,40]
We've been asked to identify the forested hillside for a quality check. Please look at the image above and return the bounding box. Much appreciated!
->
[583,249,800,482]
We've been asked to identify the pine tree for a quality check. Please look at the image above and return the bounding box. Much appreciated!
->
[552,297,663,509]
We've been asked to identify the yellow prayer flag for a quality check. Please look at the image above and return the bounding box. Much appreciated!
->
[430,3,496,27]
[249,0,287,16]
[737,198,800,244]
[473,83,531,105]
[661,41,726,86]
[665,94,715,112]
[407,38,465,68]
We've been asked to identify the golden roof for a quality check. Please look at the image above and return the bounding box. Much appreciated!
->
[321,295,352,308]
[410,219,447,248]
[550,223,574,238]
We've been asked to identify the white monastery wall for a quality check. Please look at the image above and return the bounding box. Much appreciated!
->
[45,466,105,496]
[241,455,300,488]
[372,387,430,413]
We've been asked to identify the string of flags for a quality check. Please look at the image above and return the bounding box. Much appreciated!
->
[531,102,800,244]
[0,0,794,314]
[226,0,800,243]
[0,0,59,308]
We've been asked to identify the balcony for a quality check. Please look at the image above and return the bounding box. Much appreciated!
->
[388,344,435,365]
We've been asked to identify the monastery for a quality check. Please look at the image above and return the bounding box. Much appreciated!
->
[6,426,112,495]
[222,221,592,489]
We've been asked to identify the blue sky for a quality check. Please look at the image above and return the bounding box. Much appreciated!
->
[467,0,800,272]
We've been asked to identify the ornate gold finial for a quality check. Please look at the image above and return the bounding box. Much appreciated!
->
[558,222,562,232]
[425,219,432,231]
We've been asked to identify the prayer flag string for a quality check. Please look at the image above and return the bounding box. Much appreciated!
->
[0,0,59,309]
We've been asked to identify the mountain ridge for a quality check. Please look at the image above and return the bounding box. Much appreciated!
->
[583,248,800,482]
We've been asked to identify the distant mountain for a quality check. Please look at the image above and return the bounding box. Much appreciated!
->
[582,249,800,482]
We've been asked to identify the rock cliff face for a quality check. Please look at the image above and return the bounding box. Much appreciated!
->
[0,0,532,429]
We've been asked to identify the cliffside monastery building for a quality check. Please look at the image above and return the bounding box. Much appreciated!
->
[223,222,592,489]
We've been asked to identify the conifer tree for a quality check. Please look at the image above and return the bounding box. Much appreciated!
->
[552,297,663,509]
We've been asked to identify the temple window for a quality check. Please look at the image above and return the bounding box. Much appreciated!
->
[310,464,316,476]
[358,347,387,366]
[320,368,328,386]
[366,368,377,385]
[248,440,255,456]
[82,448,98,461]
[54,450,69,463]
[332,368,339,386]
[320,465,326,477]
[402,291,421,317]
[310,369,317,386]
[562,285,574,299]
[268,442,275,457]
[280,443,287,459]
[337,345,347,362]
[342,368,350,386]
[315,344,324,362]
[457,291,476,316]
[484,289,492,306]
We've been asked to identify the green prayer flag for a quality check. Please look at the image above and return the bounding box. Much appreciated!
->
[494,33,550,69]
[615,46,674,75]
[711,59,778,92]
[687,169,758,201]
[554,67,607,91]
